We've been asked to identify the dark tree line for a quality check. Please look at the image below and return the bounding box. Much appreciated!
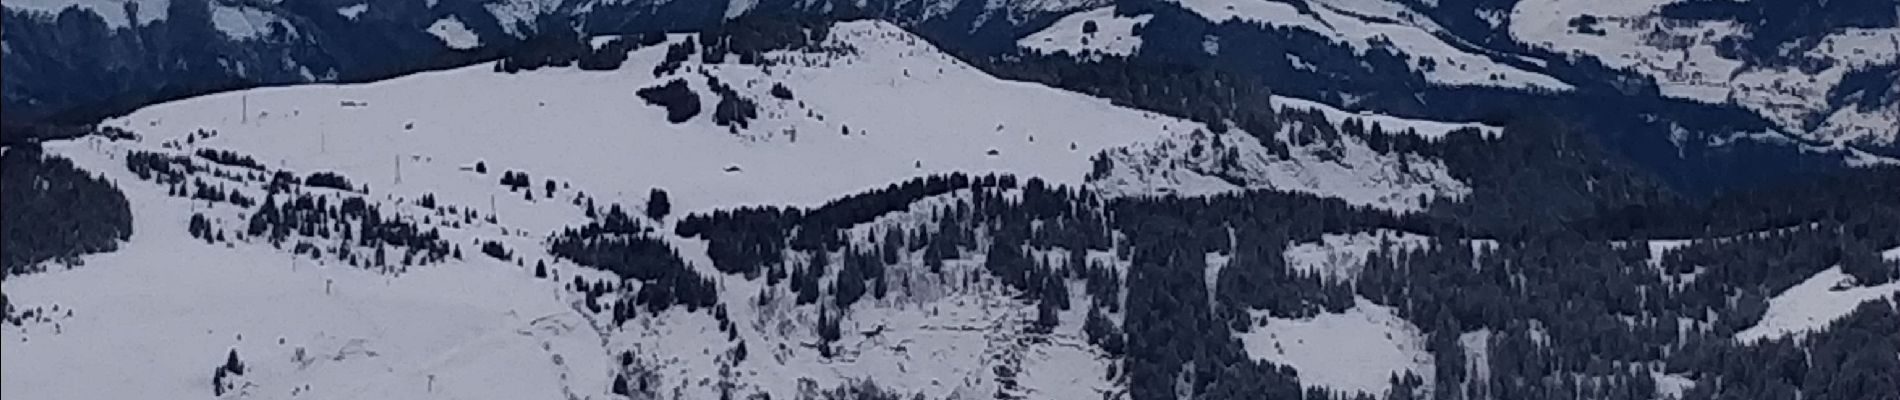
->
[303,171,355,192]
[194,147,265,171]
[2,144,132,274]
[550,209,718,314]
[493,27,663,73]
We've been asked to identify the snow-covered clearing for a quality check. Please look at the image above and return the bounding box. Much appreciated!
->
[212,4,295,41]
[1172,0,1572,91]
[1238,297,1434,396]
[1019,7,1153,59]
[1283,230,1431,281]
[337,3,369,20]
[428,16,482,50]
[1735,266,1900,343]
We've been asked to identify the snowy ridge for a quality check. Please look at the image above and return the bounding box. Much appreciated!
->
[1019,7,1153,59]
[1172,0,1573,91]
[1087,97,1478,213]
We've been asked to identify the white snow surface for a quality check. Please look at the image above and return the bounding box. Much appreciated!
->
[1238,298,1434,396]
[212,4,294,41]
[98,20,1184,218]
[1172,0,1573,91]
[1283,230,1431,281]
[3,139,614,400]
[486,0,564,37]
[337,3,369,20]
[1735,266,1900,343]
[1459,330,1493,397]
[1019,7,1153,59]
[2,0,169,28]
[428,16,482,50]
[1509,0,1900,146]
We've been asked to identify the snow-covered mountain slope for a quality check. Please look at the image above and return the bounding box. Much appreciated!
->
[101,18,1485,216]
[1,16,1524,400]
[3,138,615,400]
[1086,96,1484,213]
[1508,0,1900,147]
[4,19,1197,400]
[98,21,1177,216]
[1171,0,1572,91]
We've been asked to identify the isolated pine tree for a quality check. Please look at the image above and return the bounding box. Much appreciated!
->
[223,349,245,375]
[1035,299,1059,332]
[212,367,226,396]
[646,188,671,220]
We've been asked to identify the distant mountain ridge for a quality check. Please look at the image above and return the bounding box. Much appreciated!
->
[3,0,1896,195]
